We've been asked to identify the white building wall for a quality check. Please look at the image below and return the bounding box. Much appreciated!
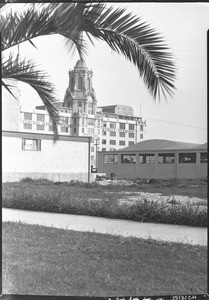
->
[2,133,90,182]
[2,79,21,132]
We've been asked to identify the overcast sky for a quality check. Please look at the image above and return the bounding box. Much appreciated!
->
[5,2,208,144]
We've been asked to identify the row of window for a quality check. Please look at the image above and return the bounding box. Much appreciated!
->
[103,131,137,138]
[24,114,75,125]
[104,153,208,164]
[102,122,144,131]
[23,123,77,133]
[102,139,135,146]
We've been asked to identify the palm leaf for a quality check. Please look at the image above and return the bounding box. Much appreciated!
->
[2,80,18,100]
[80,4,176,100]
[0,3,89,59]
[2,54,59,139]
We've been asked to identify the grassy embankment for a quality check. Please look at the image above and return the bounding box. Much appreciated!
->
[2,178,207,227]
[2,221,207,296]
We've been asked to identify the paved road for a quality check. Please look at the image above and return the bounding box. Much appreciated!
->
[2,208,207,246]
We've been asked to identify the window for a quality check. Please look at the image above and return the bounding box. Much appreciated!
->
[110,123,116,129]
[102,139,106,145]
[74,119,77,124]
[60,117,68,124]
[140,134,143,139]
[37,124,44,131]
[103,122,107,128]
[87,78,91,89]
[104,154,118,164]
[121,154,136,163]
[61,127,68,133]
[119,140,125,146]
[49,126,53,131]
[87,118,95,125]
[78,101,82,107]
[179,153,196,163]
[110,140,116,145]
[129,141,134,146]
[37,114,45,121]
[158,153,175,164]
[24,123,32,130]
[129,124,134,130]
[24,113,32,120]
[200,152,207,163]
[110,148,116,151]
[74,128,76,133]
[78,77,82,89]
[82,128,84,133]
[119,123,126,130]
[139,154,155,164]
[102,148,106,151]
[110,131,116,136]
[88,128,94,134]
[88,103,94,115]
[91,146,94,152]
[119,132,126,137]
[71,77,75,90]
[140,125,143,131]
[129,132,135,138]
[102,130,107,136]
[22,139,41,151]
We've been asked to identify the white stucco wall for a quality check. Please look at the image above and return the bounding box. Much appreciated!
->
[2,132,90,182]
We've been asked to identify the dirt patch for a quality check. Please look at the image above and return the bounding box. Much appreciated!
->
[116,191,207,210]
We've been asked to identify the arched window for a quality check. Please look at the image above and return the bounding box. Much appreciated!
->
[87,78,91,89]
[71,77,74,90]
[78,77,83,89]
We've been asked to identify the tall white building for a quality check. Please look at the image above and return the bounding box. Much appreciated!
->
[18,59,147,168]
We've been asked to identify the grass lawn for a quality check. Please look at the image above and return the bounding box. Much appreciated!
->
[2,221,207,297]
[2,178,207,226]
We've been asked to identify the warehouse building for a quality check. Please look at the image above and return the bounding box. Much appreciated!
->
[97,139,207,179]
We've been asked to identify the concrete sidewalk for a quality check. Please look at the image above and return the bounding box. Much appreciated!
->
[2,208,207,246]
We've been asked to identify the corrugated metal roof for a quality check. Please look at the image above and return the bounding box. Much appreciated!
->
[118,139,202,152]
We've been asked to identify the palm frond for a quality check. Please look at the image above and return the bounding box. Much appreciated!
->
[2,54,59,139]
[81,4,176,100]
[0,3,89,59]
[2,80,18,100]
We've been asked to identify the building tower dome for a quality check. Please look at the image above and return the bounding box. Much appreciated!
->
[75,59,86,68]
[63,59,97,115]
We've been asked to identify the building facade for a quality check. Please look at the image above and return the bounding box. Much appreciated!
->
[97,139,207,179]
[2,130,91,182]
[19,59,146,168]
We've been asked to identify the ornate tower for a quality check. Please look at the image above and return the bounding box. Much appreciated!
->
[63,59,97,115]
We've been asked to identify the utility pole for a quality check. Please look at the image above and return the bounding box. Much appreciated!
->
[95,137,100,171]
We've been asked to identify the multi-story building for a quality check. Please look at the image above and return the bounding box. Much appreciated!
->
[19,59,147,168]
